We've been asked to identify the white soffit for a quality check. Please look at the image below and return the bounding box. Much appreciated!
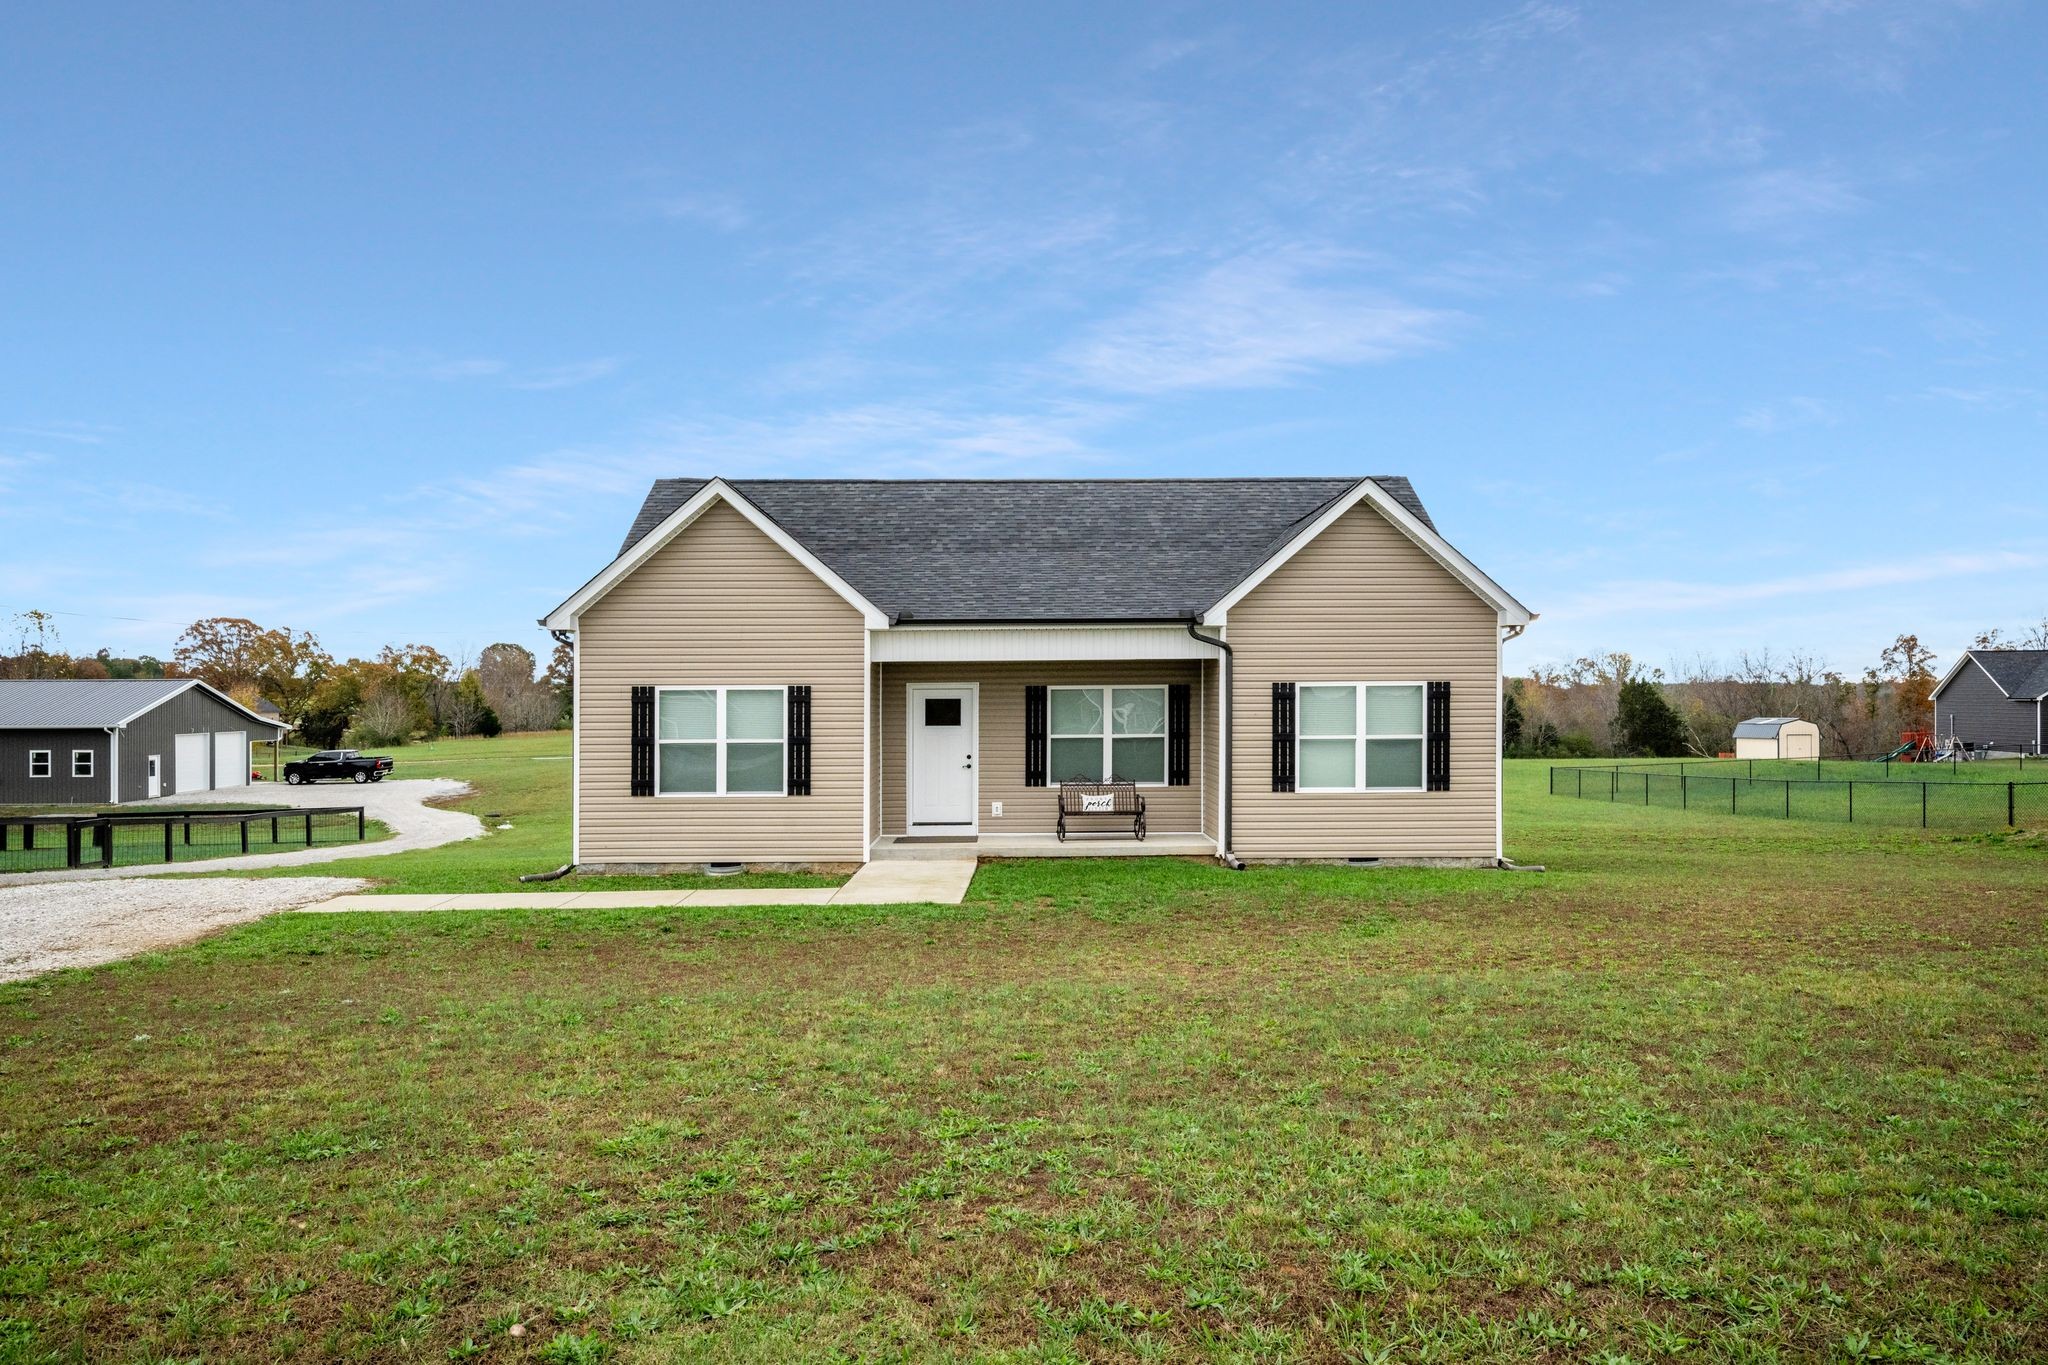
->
[871,625,1219,663]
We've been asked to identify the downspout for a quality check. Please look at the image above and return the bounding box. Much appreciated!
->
[1186,617,1243,870]
[548,628,578,874]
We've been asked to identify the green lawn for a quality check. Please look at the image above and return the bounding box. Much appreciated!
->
[227,732,842,893]
[1,760,2044,1360]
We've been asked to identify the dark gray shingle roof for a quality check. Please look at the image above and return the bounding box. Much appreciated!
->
[617,477,1436,622]
[1965,649,2048,698]
[0,679,196,729]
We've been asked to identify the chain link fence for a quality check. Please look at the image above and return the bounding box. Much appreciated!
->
[1549,763,2048,830]
[0,806,367,874]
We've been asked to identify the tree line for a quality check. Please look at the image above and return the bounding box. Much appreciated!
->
[1508,617,2048,760]
[2,611,571,749]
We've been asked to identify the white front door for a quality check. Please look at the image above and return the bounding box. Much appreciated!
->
[212,731,248,788]
[908,685,977,831]
[174,732,210,793]
[146,756,161,799]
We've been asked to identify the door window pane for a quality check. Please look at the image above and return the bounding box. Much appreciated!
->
[1049,737,1104,782]
[1365,738,1424,788]
[725,689,784,740]
[725,742,784,793]
[1366,685,1425,736]
[1110,737,1165,784]
[659,743,716,793]
[1299,685,1357,736]
[1299,738,1357,789]
[923,697,962,726]
[1050,688,1103,735]
[658,689,716,741]
[1110,687,1165,736]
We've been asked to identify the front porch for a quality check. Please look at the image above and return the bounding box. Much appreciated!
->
[870,640,1223,851]
[870,832,1220,860]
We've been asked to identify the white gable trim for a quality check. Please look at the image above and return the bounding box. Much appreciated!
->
[542,478,889,630]
[1933,652,2008,700]
[1200,479,1533,627]
[108,679,288,735]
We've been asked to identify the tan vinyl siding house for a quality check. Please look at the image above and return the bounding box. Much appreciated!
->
[545,476,1531,870]
[575,501,867,864]
[1228,500,1500,860]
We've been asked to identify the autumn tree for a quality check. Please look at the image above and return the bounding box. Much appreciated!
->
[173,617,331,719]
[1877,633,1938,725]
[0,610,73,679]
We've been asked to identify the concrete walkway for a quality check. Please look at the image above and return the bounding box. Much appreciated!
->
[0,779,484,886]
[301,857,978,913]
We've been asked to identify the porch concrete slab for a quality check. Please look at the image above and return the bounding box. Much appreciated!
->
[872,835,1216,860]
[684,887,841,907]
[829,859,976,905]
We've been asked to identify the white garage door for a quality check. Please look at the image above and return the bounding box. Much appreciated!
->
[212,731,248,788]
[174,733,210,793]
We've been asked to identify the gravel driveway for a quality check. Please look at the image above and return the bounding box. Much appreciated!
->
[0,876,365,982]
[0,778,483,887]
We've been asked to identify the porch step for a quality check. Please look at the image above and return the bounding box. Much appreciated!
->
[871,834,1218,860]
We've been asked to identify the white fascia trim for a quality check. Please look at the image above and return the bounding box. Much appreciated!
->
[1200,479,1534,628]
[542,478,889,631]
[104,679,287,736]
[1932,652,2009,700]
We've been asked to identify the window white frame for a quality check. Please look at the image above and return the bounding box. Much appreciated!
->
[653,686,788,797]
[29,750,51,779]
[1047,684,1171,787]
[1295,682,1428,793]
[72,749,94,778]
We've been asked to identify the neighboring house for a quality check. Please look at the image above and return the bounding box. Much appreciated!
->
[542,477,1534,868]
[0,679,288,805]
[1930,649,2048,754]
[1732,717,1820,760]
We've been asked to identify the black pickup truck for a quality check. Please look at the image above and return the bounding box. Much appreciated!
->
[283,750,395,785]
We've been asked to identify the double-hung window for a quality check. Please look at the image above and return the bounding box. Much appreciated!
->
[28,750,51,779]
[72,750,94,778]
[1048,686,1167,784]
[655,687,786,795]
[1297,683,1426,791]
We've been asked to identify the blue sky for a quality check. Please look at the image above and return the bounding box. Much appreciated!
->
[2,1,2042,676]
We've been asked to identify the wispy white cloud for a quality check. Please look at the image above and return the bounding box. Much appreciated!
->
[507,358,624,391]
[1719,165,1865,235]
[1545,548,2048,623]
[338,350,622,391]
[655,192,750,232]
[1057,251,1456,394]
[4,420,116,446]
[1736,395,1839,433]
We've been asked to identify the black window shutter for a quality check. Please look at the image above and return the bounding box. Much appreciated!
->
[1167,683,1191,786]
[1271,682,1296,792]
[787,685,812,795]
[629,686,655,796]
[1426,681,1451,791]
[1023,685,1048,787]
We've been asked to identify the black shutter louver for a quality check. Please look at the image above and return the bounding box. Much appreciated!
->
[629,686,655,796]
[1426,680,1451,791]
[1024,685,1048,787]
[788,685,812,795]
[1271,682,1296,792]
[1167,683,1191,786]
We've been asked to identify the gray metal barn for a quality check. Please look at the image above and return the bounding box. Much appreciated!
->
[0,679,288,805]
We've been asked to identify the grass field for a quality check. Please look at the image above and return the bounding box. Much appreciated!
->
[1550,759,2048,831]
[1,744,2044,1360]
[220,733,843,894]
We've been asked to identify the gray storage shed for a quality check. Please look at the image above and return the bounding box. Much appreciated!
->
[0,679,288,805]
[1732,716,1821,760]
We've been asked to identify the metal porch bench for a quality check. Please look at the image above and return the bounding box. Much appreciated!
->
[1056,778,1146,842]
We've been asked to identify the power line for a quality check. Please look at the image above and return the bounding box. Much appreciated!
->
[0,604,193,630]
